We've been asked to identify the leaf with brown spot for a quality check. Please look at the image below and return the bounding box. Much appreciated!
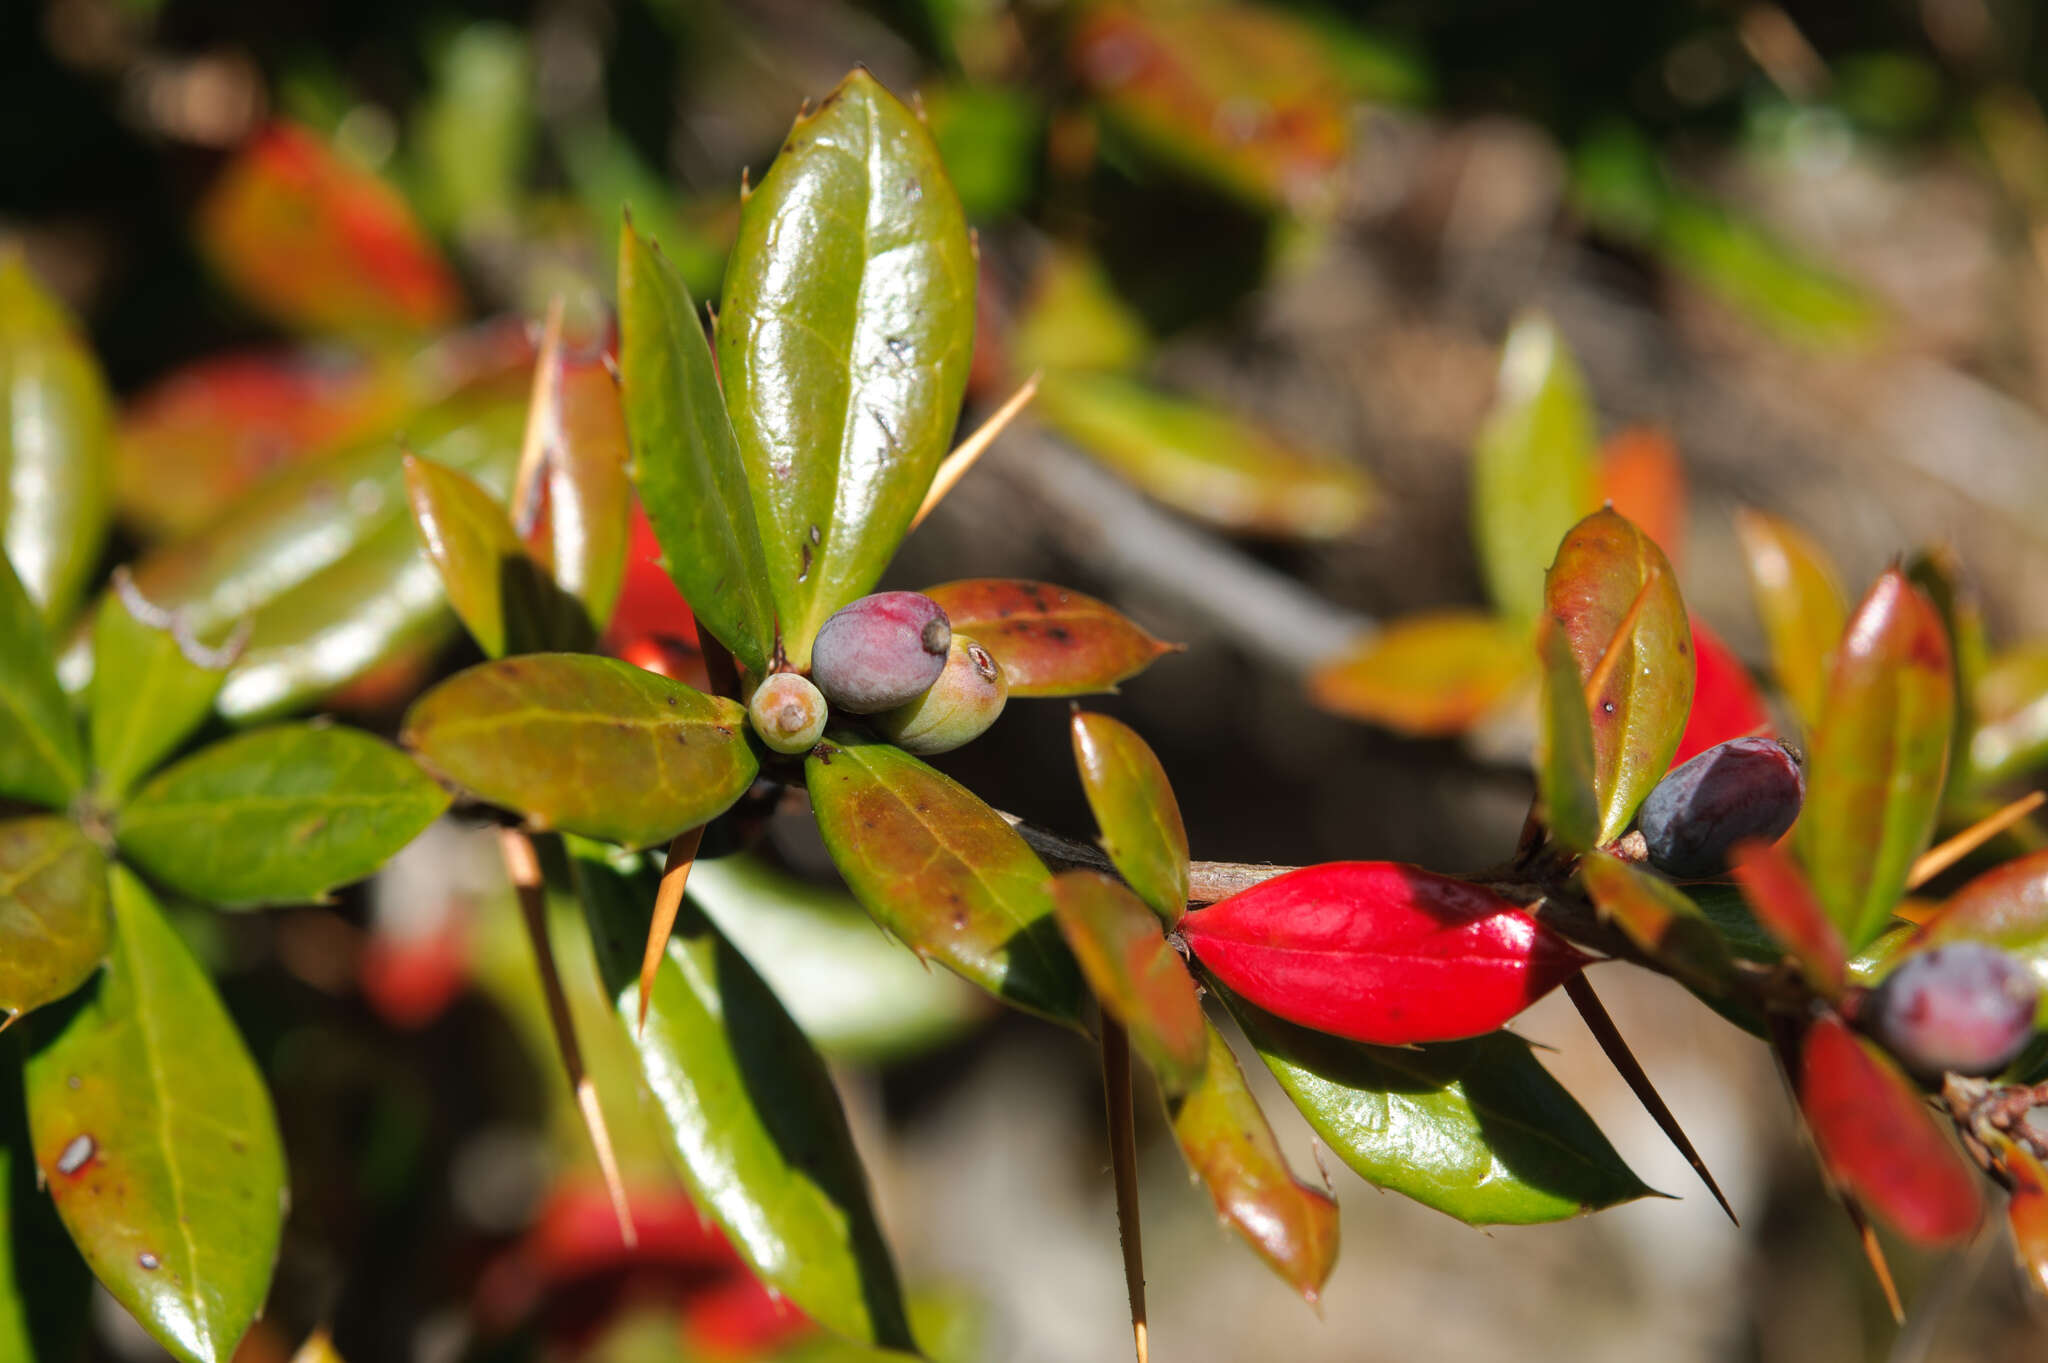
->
[1071,711,1189,923]
[1166,1020,1337,1300]
[23,865,285,1363]
[922,578,1180,697]
[403,653,756,851]
[805,732,1083,1025]
[1543,507,1693,843]
[1051,871,1205,1093]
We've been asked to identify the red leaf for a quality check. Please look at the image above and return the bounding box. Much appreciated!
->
[1177,862,1591,1045]
[1798,1014,1982,1246]
[1730,839,1846,998]
[682,1274,812,1356]
[1673,616,1771,765]
[2002,1142,2048,1296]
[603,502,699,652]
[1597,425,1688,568]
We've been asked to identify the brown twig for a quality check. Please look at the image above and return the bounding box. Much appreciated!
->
[1100,1018,1149,1363]
[1563,972,1738,1226]
[498,828,637,1247]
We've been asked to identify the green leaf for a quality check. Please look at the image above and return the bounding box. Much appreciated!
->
[1537,621,1600,852]
[687,854,987,1061]
[805,732,1084,1025]
[1733,508,1847,732]
[1971,645,2048,787]
[0,253,114,627]
[1011,246,1151,376]
[410,23,531,234]
[1470,314,1597,623]
[1050,871,1205,1092]
[1166,1021,1337,1301]
[1309,610,1532,736]
[0,548,85,809]
[402,653,756,850]
[23,865,285,1363]
[1070,712,1189,923]
[718,69,977,667]
[1033,370,1375,539]
[107,388,528,721]
[116,724,449,907]
[1543,508,1693,842]
[617,218,776,674]
[0,816,110,1020]
[88,571,234,801]
[0,1072,92,1363]
[569,838,918,1354]
[1799,570,1954,950]
[403,454,593,658]
[1578,850,1734,995]
[1224,988,1656,1225]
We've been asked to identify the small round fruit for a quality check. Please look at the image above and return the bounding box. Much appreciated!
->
[809,591,951,714]
[873,636,1007,755]
[1637,736,1804,879]
[749,673,828,755]
[1864,943,2039,1079]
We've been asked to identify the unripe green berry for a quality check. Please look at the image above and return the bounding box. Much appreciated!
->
[749,672,828,754]
[873,636,1008,755]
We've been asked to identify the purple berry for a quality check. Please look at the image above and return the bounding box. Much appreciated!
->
[808,592,952,713]
[1864,943,2039,1078]
[1637,736,1804,879]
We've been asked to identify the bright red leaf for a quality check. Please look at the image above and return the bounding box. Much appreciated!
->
[1673,616,1771,766]
[1597,425,1687,568]
[1730,838,1846,998]
[603,501,700,652]
[1798,1014,1982,1246]
[1177,862,1591,1045]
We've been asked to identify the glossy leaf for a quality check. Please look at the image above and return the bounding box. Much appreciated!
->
[0,549,85,809]
[88,573,233,800]
[1579,850,1734,995]
[1597,425,1687,567]
[1226,990,1656,1224]
[1797,1014,1981,1246]
[1733,509,1847,730]
[718,69,976,666]
[1166,1021,1337,1299]
[920,579,1179,697]
[0,817,109,1019]
[1309,612,1530,737]
[569,839,918,1353]
[1799,571,1953,950]
[530,358,634,633]
[617,220,774,673]
[0,1070,91,1363]
[1673,616,1771,766]
[806,733,1083,1025]
[1071,2,1350,215]
[1915,849,2048,992]
[117,724,449,907]
[403,653,756,850]
[1906,546,1983,780]
[1471,314,1597,623]
[1051,871,1205,1091]
[1544,508,1694,843]
[0,255,115,627]
[1178,862,1590,1045]
[196,122,461,339]
[114,350,410,542]
[404,455,592,657]
[23,865,285,1363]
[1537,620,1600,852]
[687,855,986,1061]
[1968,644,2048,787]
[1730,838,1847,998]
[110,388,528,721]
[1034,369,1374,538]
[1071,712,1189,923]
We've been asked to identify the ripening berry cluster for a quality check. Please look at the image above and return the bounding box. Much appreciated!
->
[1627,736,2041,1080]
[746,590,1008,756]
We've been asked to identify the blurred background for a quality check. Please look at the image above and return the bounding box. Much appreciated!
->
[11,0,2048,1358]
